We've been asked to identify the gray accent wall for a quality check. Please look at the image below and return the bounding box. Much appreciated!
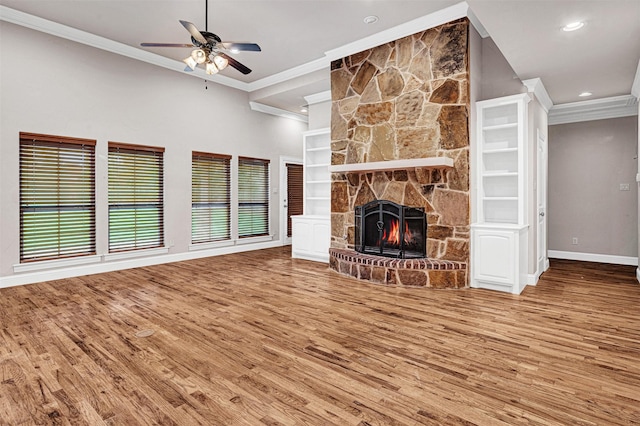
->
[480,37,525,101]
[548,117,638,258]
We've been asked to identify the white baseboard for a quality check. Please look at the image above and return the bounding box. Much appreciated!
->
[0,240,283,289]
[636,267,640,283]
[548,250,638,266]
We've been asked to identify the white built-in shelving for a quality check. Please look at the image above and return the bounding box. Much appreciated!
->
[292,128,331,263]
[472,93,531,294]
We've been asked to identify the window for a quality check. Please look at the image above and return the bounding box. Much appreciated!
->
[19,133,96,262]
[108,142,164,252]
[192,152,231,244]
[238,157,270,238]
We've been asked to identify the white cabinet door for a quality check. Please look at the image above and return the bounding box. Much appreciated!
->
[473,229,516,286]
[292,216,330,263]
[471,224,528,294]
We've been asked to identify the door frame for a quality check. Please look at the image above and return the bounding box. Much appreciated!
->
[279,156,303,245]
[536,130,549,277]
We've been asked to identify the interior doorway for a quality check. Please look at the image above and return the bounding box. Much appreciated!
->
[279,157,303,245]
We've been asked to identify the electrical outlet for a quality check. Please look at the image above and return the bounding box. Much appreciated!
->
[620,183,630,191]
[572,237,578,245]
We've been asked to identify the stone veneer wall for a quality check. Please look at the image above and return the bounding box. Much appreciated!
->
[330,18,470,274]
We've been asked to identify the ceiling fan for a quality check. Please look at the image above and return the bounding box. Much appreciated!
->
[140,0,261,75]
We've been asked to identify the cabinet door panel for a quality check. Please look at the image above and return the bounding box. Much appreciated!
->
[473,230,515,285]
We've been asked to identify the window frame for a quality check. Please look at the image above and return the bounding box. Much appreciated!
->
[19,132,97,263]
[107,142,165,253]
[191,151,232,245]
[237,156,271,239]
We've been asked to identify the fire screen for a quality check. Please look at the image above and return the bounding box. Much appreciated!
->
[355,200,426,259]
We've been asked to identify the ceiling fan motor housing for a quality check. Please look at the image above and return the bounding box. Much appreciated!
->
[192,31,222,50]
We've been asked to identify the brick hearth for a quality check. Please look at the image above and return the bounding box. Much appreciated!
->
[330,248,467,288]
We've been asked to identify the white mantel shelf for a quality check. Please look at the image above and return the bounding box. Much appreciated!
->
[328,157,454,173]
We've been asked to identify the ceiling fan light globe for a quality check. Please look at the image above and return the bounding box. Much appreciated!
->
[213,54,229,70]
[205,62,219,75]
[183,56,198,71]
[191,49,207,64]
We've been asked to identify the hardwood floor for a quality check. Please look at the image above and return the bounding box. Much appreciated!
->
[1,248,639,425]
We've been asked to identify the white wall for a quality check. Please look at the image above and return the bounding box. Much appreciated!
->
[308,100,331,131]
[0,22,306,284]
[548,117,638,262]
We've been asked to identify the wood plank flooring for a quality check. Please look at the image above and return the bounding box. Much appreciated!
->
[0,247,639,425]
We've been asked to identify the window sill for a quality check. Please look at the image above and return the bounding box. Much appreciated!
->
[235,235,274,245]
[189,240,234,251]
[103,246,169,262]
[13,254,102,273]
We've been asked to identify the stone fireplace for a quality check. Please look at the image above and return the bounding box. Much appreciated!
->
[329,18,470,288]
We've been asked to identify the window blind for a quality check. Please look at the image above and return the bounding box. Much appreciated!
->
[108,142,164,252]
[19,133,96,262]
[286,163,304,237]
[192,152,231,244]
[238,157,270,238]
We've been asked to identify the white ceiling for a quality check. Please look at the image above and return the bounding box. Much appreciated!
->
[1,0,639,116]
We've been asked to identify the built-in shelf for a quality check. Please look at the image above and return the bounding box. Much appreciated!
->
[328,157,454,173]
[293,128,331,263]
[483,123,518,131]
[483,147,518,154]
[472,93,532,295]
[483,172,518,177]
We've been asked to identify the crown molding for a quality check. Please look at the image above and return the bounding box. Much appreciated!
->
[249,102,308,123]
[522,78,553,113]
[246,2,470,93]
[549,95,639,125]
[0,5,249,91]
[631,59,640,99]
[304,91,332,105]
[324,2,469,63]
[466,7,489,38]
[245,57,329,92]
[2,2,474,100]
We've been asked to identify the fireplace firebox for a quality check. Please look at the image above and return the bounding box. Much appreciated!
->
[355,200,426,259]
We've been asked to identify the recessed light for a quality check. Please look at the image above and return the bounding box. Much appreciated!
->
[579,92,592,97]
[300,107,308,113]
[363,15,379,25]
[563,21,584,32]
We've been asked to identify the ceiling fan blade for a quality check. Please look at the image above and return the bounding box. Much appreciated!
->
[221,42,262,52]
[220,53,252,75]
[141,43,194,48]
[179,20,208,45]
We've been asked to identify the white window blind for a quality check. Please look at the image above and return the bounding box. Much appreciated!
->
[192,152,231,244]
[108,142,164,252]
[238,157,270,238]
[19,133,96,262]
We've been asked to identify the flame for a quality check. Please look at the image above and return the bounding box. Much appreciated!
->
[382,219,401,246]
[381,219,415,247]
